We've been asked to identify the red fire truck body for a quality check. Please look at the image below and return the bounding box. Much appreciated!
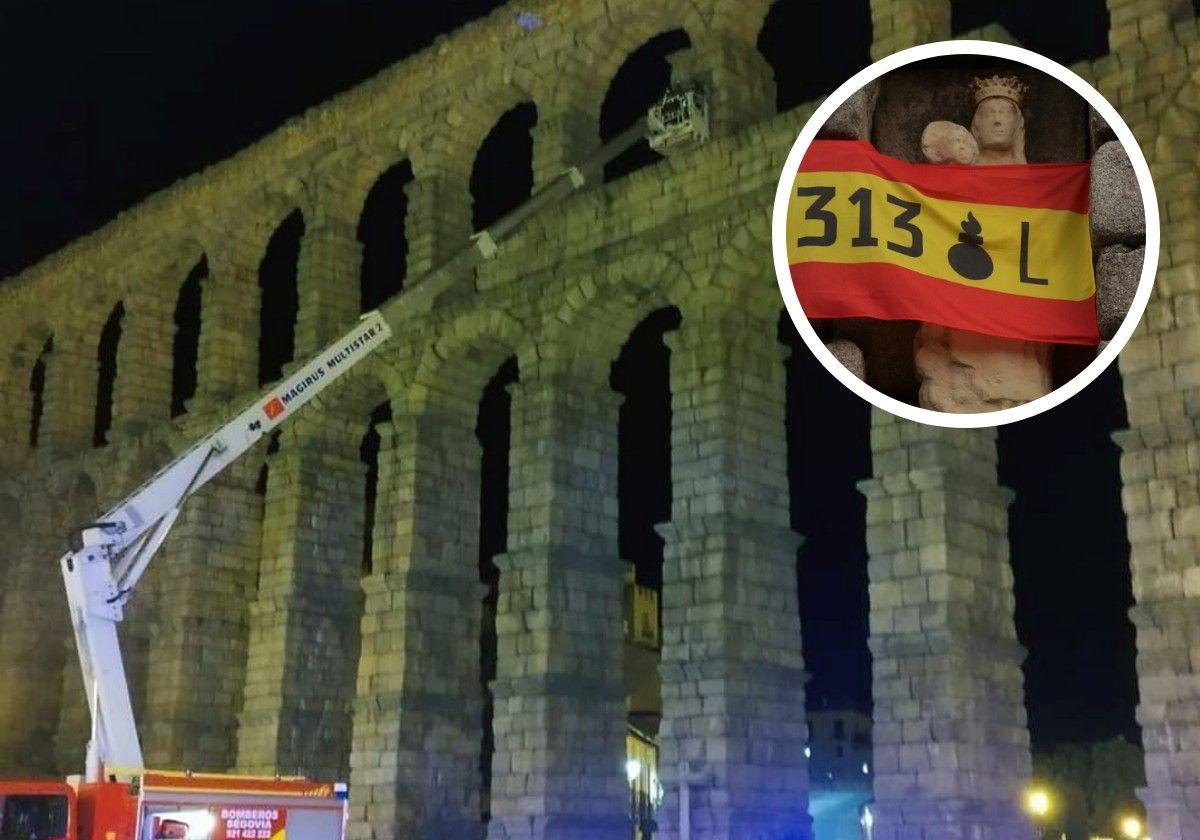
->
[0,772,347,840]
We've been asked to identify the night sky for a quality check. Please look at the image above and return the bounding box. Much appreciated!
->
[2,1,1135,749]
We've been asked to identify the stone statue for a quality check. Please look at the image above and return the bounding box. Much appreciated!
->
[920,120,978,165]
[914,75,1052,413]
[969,75,1027,164]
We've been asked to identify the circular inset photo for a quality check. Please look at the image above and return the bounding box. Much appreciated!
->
[772,41,1159,427]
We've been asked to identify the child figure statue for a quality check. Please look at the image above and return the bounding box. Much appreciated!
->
[920,120,979,165]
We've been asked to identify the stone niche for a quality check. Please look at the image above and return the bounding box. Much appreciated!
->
[815,56,1108,403]
[872,55,1090,165]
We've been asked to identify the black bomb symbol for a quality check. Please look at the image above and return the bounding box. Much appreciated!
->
[947,211,994,281]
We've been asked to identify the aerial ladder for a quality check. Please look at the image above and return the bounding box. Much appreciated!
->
[0,86,708,840]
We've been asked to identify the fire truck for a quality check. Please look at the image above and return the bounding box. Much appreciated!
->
[0,87,708,840]
[1,774,346,840]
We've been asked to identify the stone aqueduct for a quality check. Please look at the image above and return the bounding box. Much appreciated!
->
[0,0,1197,838]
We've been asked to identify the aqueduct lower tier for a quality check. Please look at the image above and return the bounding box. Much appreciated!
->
[0,0,1197,838]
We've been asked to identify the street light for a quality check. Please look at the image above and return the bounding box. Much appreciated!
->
[1023,786,1053,839]
[1119,814,1144,838]
[1024,787,1051,819]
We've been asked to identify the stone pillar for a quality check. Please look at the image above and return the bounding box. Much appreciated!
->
[0,343,39,466]
[0,491,22,604]
[1106,0,1177,51]
[655,294,810,840]
[55,632,91,774]
[0,491,26,767]
[0,488,68,773]
[869,0,951,61]
[348,403,483,839]
[294,214,363,355]
[139,458,263,770]
[531,108,600,189]
[236,411,365,779]
[861,411,1033,840]
[1114,254,1200,835]
[111,288,175,438]
[196,239,261,401]
[405,158,473,275]
[486,367,628,840]
[126,233,266,769]
[39,326,102,453]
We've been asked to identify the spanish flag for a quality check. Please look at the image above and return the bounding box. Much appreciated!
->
[788,140,1098,345]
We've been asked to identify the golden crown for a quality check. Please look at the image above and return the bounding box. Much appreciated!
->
[971,74,1028,107]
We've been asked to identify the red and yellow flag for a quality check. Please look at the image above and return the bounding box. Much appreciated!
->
[787,139,1098,345]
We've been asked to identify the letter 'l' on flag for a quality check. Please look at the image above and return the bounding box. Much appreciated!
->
[788,139,1099,345]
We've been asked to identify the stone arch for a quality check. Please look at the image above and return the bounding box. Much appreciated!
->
[557,1,706,121]
[128,238,209,316]
[126,244,211,424]
[208,194,306,273]
[319,131,419,236]
[331,364,399,422]
[545,251,688,382]
[116,437,178,507]
[257,207,306,385]
[9,321,55,363]
[59,470,100,523]
[126,238,209,299]
[385,80,547,281]
[672,207,778,314]
[413,80,542,180]
[179,203,289,402]
[409,307,529,418]
[93,300,126,447]
[356,159,414,312]
[5,323,55,451]
[598,28,693,181]
[297,143,419,317]
[358,397,394,579]
[88,251,191,432]
[469,101,538,232]
[170,253,208,417]
[236,190,313,258]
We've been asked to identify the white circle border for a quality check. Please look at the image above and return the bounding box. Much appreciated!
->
[771,39,1161,428]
